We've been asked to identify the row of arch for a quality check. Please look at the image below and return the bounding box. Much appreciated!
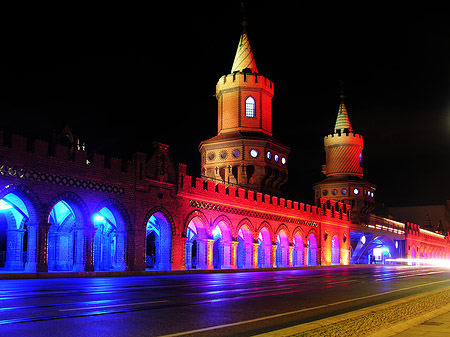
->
[0,184,130,272]
[0,183,344,272]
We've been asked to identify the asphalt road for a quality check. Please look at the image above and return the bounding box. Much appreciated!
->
[1,266,450,336]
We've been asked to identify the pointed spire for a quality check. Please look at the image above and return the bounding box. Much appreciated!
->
[231,31,258,73]
[334,83,353,134]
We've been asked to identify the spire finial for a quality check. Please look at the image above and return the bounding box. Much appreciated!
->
[339,80,345,100]
[231,2,258,73]
[334,80,353,134]
[241,2,248,32]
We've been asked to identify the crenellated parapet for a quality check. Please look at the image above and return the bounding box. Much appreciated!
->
[177,163,350,225]
[0,131,136,191]
[216,72,274,96]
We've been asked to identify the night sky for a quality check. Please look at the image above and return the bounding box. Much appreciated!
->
[1,2,449,207]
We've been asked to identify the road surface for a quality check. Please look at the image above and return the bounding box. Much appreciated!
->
[1,266,450,336]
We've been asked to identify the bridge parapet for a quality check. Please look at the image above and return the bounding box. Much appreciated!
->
[0,131,131,182]
[178,165,350,223]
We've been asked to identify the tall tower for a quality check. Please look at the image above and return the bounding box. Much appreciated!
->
[313,93,376,217]
[199,27,289,195]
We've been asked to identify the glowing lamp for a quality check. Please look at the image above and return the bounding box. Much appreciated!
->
[94,214,105,223]
[0,200,13,211]
[360,235,366,245]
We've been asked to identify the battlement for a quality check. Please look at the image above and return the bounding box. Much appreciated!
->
[178,163,350,223]
[406,221,448,240]
[216,71,274,95]
[324,132,363,147]
[0,131,131,178]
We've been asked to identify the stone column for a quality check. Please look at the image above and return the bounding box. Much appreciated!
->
[5,229,25,271]
[231,241,238,269]
[272,244,277,268]
[25,223,38,272]
[222,241,232,269]
[185,241,193,270]
[72,228,86,272]
[126,229,145,271]
[253,243,259,268]
[84,227,95,272]
[37,222,50,272]
[114,231,127,271]
[206,239,215,270]
[289,245,294,267]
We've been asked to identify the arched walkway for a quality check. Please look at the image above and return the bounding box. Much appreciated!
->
[0,192,35,271]
[292,232,304,267]
[331,235,340,265]
[237,224,253,269]
[146,212,172,271]
[307,233,318,266]
[276,229,289,267]
[93,206,127,271]
[185,215,208,270]
[48,200,85,271]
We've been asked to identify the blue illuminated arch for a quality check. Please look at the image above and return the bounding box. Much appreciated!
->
[331,235,340,265]
[276,229,289,267]
[145,212,172,271]
[292,231,305,267]
[47,193,89,272]
[307,232,318,266]
[237,223,253,269]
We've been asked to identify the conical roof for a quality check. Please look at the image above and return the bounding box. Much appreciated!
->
[231,32,258,73]
[334,97,353,133]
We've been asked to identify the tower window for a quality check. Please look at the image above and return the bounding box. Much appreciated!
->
[245,96,255,117]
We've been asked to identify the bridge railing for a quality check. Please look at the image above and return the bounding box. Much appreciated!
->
[355,214,406,236]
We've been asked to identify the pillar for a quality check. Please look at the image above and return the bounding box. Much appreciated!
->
[253,242,259,268]
[37,222,50,272]
[85,227,95,272]
[4,229,25,271]
[114,231,127,271]
[25,223,38,272]
[272,244,277,268]
[206,239,214,270]
[126,228,145,271]
[72,228,86,272]
[231,240,238,269]
[222,240,232,269]
[289,245,294,267]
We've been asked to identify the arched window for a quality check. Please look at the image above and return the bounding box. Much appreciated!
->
[245,96,255,117]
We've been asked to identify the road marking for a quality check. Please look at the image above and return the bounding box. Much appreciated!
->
[59,300,167,312]
[161,279,450,336]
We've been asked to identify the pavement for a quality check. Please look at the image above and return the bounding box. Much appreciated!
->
[256,286,450,337]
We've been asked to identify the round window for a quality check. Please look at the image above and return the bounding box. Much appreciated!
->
[322,190,328,196]
[281,157,286,165]
[353,188,360,195]
[220,150,228,160]
[266,151,272,160]
[341,188,347,195]
[232,149,240,158]
[250,149,259,158]
[274,154,279,162]
[332,189,338,195]
[208,152,216,161]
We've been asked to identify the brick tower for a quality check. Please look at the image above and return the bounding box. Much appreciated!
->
[313,93,376,217]
[199,27,289,195]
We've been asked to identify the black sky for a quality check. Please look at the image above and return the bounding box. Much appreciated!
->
[1,2,449,207]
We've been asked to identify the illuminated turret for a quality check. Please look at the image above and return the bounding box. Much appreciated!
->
[199,27,289,195]
[313,93,376,216]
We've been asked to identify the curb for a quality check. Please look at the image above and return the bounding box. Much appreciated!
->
[0,264,377,280]
[254,286,450,337]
